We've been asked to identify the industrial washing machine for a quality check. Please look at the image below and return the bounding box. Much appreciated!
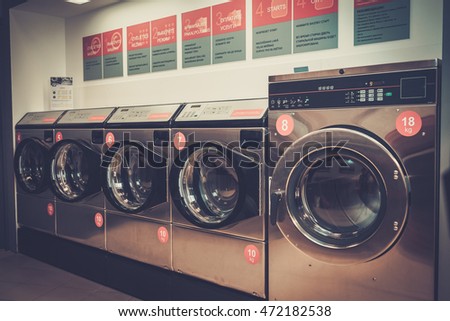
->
[268,60,441,300]
[170,99,268,298]
[49,107,116,249]
[103,104,182,269]
[14,111,65,234]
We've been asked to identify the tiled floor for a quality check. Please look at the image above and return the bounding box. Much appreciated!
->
[0,250,138,300]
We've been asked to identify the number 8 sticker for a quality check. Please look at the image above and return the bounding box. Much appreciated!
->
[276,114,294,136]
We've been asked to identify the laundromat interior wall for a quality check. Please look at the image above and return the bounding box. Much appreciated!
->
[10,0,443,126]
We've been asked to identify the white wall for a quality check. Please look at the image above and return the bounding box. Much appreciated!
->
[11,0,443,112]
[10,9,66,124]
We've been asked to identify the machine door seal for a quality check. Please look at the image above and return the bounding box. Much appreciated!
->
[104,141,166,213]
[170,143,259,229]
[270,127,409,264]
[14,138,49,194]
[49,139,102,202]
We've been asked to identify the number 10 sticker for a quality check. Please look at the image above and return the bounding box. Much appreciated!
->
[244,245,260,265]
[396,111,422,137]
[276,114,294,136]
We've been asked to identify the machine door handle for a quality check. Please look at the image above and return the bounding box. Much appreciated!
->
[270,190,284,225]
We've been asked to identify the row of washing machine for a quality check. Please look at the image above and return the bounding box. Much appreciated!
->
[14,60,446,300]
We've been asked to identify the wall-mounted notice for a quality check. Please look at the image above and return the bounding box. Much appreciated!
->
[294,0,338,53]
[182,7,211,68]
[252,0,292,59]
[212,0,246,64]
[354,0,410,46]
[103,28,124,78]
[152,16,177,72]
[83,34,102,81]
[127,22,151,75]
[50,77,73,110]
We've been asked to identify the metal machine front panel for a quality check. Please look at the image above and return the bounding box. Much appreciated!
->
[17,194,55,234]
[107,105,181,124]
[106,212,171,269]
[56,107,115,125]
[172,225,266,298]
[56,203,105,249]
[17,111,64,127]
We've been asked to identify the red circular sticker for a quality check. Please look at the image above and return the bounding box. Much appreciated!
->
[94,212,104,228]
[174,132,186,151]
[105,132,115,148]
[244,245,260,265]
[55,131,63,142]
[47,203,54,216]
[157,226,169,244]
[16,132,22,144]
[396,111,422,137]
[276,114,294,136]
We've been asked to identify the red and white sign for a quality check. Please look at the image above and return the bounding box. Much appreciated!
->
[16,132,22,144]
[212,0,246,36]
[157,226,169,244]
[396,111,422,137]
[47,203,55,216]
[174,132,187,151]
[182,7,211,41]
[105,132,115,148]
[94,212,104,228]
[152,16,177,47]
[295,0,338,19]
[127,22,150,51]
[55,131,63,142]
[103,28,123,55]
[83,34,102,59]
[276,114,295,136]
[355,0,393,8]
[244,244,261,264]
[253,0,292,28]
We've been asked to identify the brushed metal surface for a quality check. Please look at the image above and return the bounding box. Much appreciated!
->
[17,194,55,235]
[172,225,266,298]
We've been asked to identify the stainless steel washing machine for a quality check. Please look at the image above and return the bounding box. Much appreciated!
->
[49,107,116,249]
[268,60,441,300]
[14,111,65,234]
[103,104,182,269]
[170,99,268,298]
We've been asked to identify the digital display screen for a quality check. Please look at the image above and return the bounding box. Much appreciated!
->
[400,76,427,99]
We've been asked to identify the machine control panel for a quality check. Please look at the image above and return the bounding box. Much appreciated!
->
[107,104,181,123]
[57,107,116,124]
[269,69,437,109]
[175,99,267,122]
[18,111,64,125]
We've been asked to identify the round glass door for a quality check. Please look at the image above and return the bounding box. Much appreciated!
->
[178,146,242,227]
[106,144,162,213]
[14,139,48,193]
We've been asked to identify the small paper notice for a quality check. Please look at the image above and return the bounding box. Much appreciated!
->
[50,77,73,110]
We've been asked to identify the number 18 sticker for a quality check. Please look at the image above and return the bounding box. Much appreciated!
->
[396,111,422,137]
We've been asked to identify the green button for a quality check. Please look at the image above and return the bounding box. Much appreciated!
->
[385,92,393,97]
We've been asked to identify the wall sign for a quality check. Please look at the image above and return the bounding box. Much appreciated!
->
[252,0,292,59]
[354,0,410,46]
[294,0,338,53]
[212,0,246,64]
[103,28,124,78]
[152,16,177,72]
[182,7,212,68]
[50,77,73,110]
[127,22,151,75]
[83,34,103,81]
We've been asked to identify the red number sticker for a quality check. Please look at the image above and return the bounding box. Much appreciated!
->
[47,203,54,216]
[16,132,22,144]
[396,111,422,137]
[157,226,169,244]
[55,131,63,142]
[94,212,104,228]
[276,114,294,136]
[244,244,260,265]
[174,132,186,151]
[105,132,115,148]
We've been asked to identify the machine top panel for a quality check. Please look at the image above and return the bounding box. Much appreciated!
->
[175,99,268,122]
[56,107,116,124]
[107,104,181,124]
[17,111,64,126]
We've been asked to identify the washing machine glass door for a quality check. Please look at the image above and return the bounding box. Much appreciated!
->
[178,145,244,228]
[14,138,49,193]
[50,140,100,201]
[105,143,166,213]
[272,128,409,264]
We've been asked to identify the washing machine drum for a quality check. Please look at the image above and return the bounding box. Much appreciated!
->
[14,138,49,194]
[104,142,166,213]
[49,140,101,202]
